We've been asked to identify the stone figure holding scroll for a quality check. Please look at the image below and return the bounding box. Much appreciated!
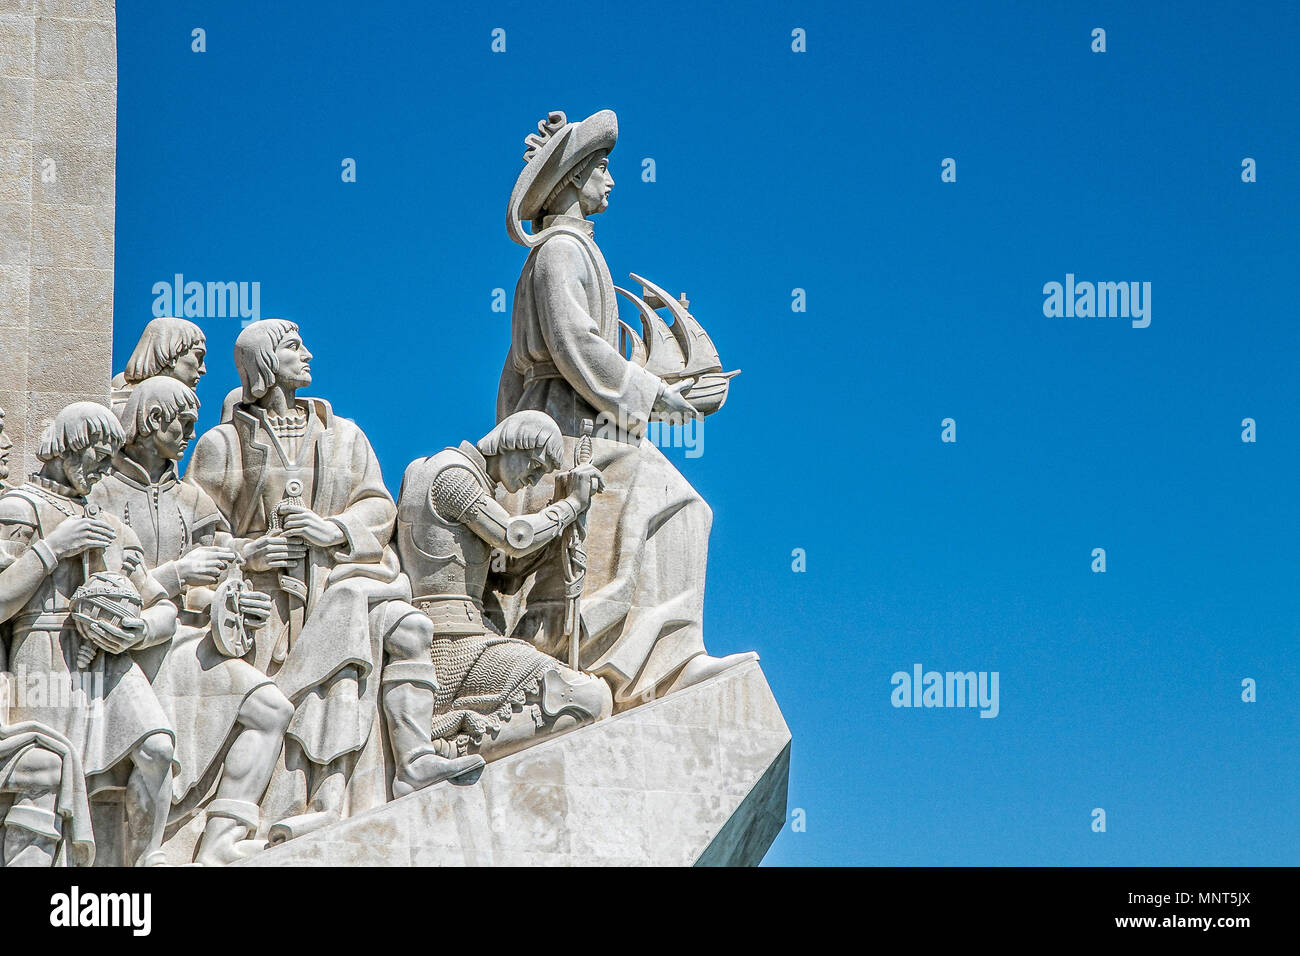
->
[496,109,755,707]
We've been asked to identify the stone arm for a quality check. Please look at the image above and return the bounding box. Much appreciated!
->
[185,417,394,567]
[144,512,225,601]
[0,498,54,624]
[183,424,238,528]
[534,237,664,430]
[432,466,581,558]
[323,422,397,565]
[121,525,176,651]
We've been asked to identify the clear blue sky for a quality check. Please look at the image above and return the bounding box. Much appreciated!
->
[112,1,1298,865]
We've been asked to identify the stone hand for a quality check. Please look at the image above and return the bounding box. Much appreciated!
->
[236,588,273,627]
[75,640,98,669]
[569,462,605,511]
[82,615,146,657]
[279,506,346,549]
[45,516,115,559]
[653,379,700,421]
[174,546,239,587]
[117,615,148,650]
[243,535,309,572]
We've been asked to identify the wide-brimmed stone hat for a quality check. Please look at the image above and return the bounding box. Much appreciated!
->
[506,109,617,245]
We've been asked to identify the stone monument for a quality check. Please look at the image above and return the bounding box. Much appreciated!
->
[0,3,791,865]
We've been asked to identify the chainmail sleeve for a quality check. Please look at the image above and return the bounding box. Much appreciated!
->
[430,466,489,524]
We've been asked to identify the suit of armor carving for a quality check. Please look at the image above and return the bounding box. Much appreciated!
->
[396,442,611,761]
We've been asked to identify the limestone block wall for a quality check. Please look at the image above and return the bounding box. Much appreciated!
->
[0,0,115,477]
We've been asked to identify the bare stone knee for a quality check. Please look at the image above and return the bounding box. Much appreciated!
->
[132,732,174,772]
[241,683,294,735]
[8,746,63,793]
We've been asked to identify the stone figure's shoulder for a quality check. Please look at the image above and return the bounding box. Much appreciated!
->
[533,232,590,276]
[185,422,241,484]
[190,421,239,458]
[173,477,223,525]
[0,489,38,527]
[89,472,127,512]
[429,462,486,524]
[312,400,375,449]
[398,449,483,523]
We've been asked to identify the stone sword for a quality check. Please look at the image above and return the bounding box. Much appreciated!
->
[562,419,594,670]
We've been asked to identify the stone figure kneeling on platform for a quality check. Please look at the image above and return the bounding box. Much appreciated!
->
[394,410,612,767]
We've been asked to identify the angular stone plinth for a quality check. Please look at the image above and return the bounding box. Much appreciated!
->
[237,660,790,867]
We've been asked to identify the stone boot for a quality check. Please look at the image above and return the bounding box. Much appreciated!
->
[383,671,484,797]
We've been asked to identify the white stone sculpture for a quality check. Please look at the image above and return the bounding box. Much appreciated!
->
[0,404,97,868]
[109,317,208,412]
[0,403,177,866]
[0,102,791,868]
[237,658,790,867]
[495,109,757,707]
[0,406,12,491]
[395,410,612,763]
[92,376,295,865]
[184,320,481,844]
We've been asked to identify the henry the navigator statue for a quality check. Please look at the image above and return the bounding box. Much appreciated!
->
[495,109,755,708]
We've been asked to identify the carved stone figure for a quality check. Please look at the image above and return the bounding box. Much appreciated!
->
[0,661,95,867]
[0,404,97,868]
[92,377,295,864]
[0,403,177,866]
[396,411,612,764]
[496,109,755,707]
[110,317,207,412]
[0,406,12,490]
[186,320,481,842]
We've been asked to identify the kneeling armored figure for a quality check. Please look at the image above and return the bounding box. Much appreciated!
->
[391,411,611,781]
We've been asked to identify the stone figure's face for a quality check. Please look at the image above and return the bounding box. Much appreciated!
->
[0,408,10,482]
[578,155,614,216]
[170,342,207,388]
[62,441,116,496]
[148,408,198,462]
[497,448,549,493]
[274,332,313,390]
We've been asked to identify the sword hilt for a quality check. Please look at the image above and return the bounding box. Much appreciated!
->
[576,419,594,466]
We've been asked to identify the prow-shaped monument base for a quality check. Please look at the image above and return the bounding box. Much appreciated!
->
[235,660,790,866]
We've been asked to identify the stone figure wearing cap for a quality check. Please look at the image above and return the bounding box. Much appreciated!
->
[92,376,297,865]
[496,109,756,708]
[0,402,177,867]
[185,320,482,843]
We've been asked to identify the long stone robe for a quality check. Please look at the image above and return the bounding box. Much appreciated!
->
[91,457,274,803]
[0,661,95,865]
[495,216,711,705]
[185,398,406,818]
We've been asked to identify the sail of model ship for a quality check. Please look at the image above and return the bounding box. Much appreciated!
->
[615,272,740,417]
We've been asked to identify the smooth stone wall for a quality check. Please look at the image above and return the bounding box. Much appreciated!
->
[0,0,115,475]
